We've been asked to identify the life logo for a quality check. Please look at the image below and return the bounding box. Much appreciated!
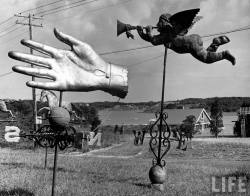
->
[4,126,21,142]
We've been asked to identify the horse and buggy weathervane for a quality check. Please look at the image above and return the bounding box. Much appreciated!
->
[6,6,236,195]
[4,93,76,196]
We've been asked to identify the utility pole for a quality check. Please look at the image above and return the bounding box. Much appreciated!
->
[15,13,43,136]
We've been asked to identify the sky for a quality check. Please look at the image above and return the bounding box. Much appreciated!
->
[0,0,250,103]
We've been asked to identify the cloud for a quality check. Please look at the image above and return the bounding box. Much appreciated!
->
[194,0,250,34]
[0,0,38,19]
[2,0,250,102]
[119,0,156,25]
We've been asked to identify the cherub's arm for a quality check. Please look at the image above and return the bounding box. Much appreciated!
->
[137,26,152,42]
[137,25,172,46]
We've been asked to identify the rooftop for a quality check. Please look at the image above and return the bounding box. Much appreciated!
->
[99,108,209,126]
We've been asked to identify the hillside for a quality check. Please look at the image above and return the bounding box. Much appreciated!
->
[3,97,250,116]
[88,97,250,112]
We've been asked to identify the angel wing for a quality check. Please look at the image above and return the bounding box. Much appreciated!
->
[169,8,202,36]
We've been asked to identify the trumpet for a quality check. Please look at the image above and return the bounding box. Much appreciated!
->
[117,20,157,39]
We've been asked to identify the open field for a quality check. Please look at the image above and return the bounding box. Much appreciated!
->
[0,137,250,196]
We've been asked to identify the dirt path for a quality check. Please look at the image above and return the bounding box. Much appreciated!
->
[193,137,250,144]
[68,151,143,159]
[63,142,144,159]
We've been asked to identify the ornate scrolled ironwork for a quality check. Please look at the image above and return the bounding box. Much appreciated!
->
[149,112,171,167]
[20,124,76,150]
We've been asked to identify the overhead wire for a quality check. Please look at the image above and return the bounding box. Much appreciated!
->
[100,45,154,56]
[19,0,65,14]
[0,0,70,43]
[127,54,164,67]
[0,26,24,39]
[0,18,27,40]
[0,29,29,45]
[0,27,29,79]
[39,0,133,18]
[43,0,135,31]
[63,0,133,17]
[0,16,14,26]
[202,26,250,38]
[0,71,14,78]
[99,24,250,57]
[0,23,17,34]
[35,0,95,16]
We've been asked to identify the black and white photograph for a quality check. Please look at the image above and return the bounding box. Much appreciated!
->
[0,0,249,195]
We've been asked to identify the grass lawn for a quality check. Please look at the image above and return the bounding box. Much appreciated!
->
[0,138,250,196]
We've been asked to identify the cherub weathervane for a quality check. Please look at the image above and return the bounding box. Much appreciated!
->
[118,8,236,65]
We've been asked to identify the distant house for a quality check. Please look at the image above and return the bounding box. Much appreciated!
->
[151,108,212,132]
[234,103,250,137]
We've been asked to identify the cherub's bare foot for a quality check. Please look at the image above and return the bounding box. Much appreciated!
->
[207,36,230,52]
[224,50,236,66]
[213,35,230,46]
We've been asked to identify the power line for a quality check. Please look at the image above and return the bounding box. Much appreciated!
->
[39,0,133,18]
[0,1,94,41]
[100,45,154,56]
[41,0,98,17]
[35,0,95,16]
[0,71,14,78]
[202,26,250,38]
[127,54,164,67]
[55,0,133,17]
[0,18,28,39]
[44,0,134,28]
[100,25,250,56]
[0,16,14,26]
[0,23,17,34]
[20,0,64,14]
[0,29,28,45]
[0,26,23,39]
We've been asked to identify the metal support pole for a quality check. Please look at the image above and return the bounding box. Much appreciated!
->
[15,13,42,147]
[59,91,63,107]
[51,140,58,196]
[44,146,48,169]
[51,91,63,196]
[148,46,170,191]
[28,14,38,135]
[157,46,168,165]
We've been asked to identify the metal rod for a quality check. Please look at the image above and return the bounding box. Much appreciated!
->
[51,90,62,196]
[44,146,48,169]
[0,120,17,122]
[128,26,158,30]
[157,46,168,165]
[51,140,58,196]
[28,14,38,138]
[14,14,43,19]
[59,91,63,107]
[15,13,42,140]
[19,133,54,137]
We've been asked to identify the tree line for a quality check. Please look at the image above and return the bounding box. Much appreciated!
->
[5,100,101,131]
[179,97,250,112]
